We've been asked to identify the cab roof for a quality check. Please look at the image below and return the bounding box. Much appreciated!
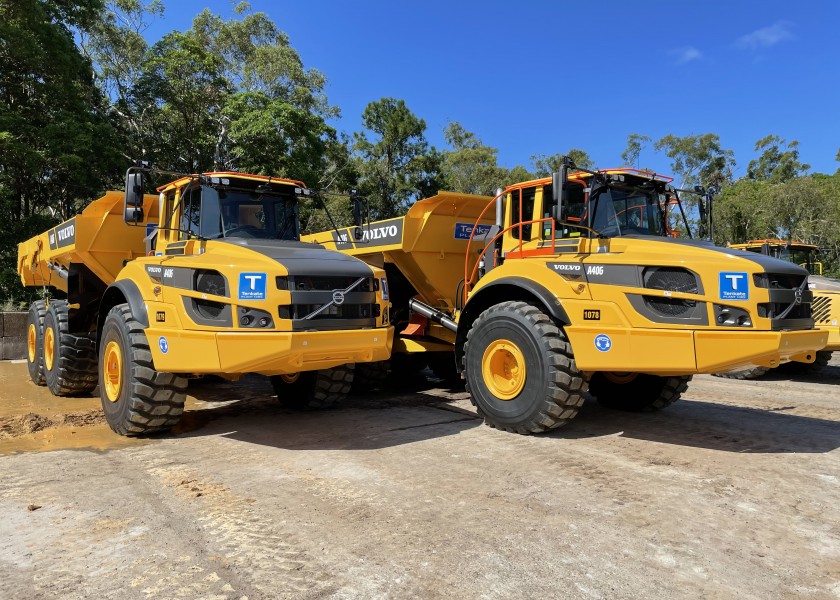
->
[502,167,674,193]
[156,172,306,193]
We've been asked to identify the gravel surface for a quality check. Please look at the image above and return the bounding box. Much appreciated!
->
[1,359,839,599]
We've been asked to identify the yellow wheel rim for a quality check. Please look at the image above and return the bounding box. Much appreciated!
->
[280,373,300,384]
[27,324,37,363]
[103,341,123,403]
[604,372,638,384]
[44,326,55,372]
[481,339,527,400]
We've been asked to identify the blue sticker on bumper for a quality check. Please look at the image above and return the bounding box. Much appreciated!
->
[594,334,612,352]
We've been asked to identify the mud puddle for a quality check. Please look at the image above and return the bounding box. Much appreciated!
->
[0,362,250,455]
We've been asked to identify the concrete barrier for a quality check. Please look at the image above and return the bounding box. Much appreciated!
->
[1,312,27,360]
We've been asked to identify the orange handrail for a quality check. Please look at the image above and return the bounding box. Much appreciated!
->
[463,217,556,305]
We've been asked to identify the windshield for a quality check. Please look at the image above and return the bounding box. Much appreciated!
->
[199,186,299,240]
[589,187,665,237]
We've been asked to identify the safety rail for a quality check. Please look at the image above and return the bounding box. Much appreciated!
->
[463,212,556,305]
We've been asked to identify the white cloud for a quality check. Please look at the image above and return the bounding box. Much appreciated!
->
[671,46,702,65]
[737,22,794,49]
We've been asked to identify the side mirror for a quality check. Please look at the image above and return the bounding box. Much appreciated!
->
[124,171,145,224]
[551,166,567,222]
[351,190,363,228]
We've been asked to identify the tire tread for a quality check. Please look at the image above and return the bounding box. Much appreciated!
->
[101,304,186,436]
[463,301,586,434]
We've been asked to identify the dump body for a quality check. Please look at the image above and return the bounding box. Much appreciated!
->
[18,191,158,293]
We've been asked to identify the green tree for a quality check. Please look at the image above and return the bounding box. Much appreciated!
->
[133,30,230,172]
[90,3,340,180]
[769,176,826,242]
[440,122,507,196]
[0,0,122,302]
[353,98,441,219]
[189,3,340,178]
[654,133,735,190]
[747,135,810,182]
[81,0,163,161]
[531,150,594,177]
[621,134,652,169]
[713,180,775,245]
[504,165,534,187]
[190,4,334,117]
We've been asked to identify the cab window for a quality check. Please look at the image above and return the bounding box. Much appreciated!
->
[179,187,201,239]
[509,187,536,241]
[543,181,586,239]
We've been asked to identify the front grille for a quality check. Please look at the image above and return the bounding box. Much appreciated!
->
[752,271,813,329]
[279,304,376,320]
[811,295,832,323]
[644,296,697,317]
[277,275,376,292]
[757,302,811,320]
[753,273,807,289]
[643,267,698,294]
[277,273,378,331]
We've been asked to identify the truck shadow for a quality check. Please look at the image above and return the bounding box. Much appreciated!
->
[750,363,840,385]
[555,395,840,454]
[176,374,480,450]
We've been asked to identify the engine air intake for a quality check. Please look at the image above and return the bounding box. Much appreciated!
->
[643,267,699,294]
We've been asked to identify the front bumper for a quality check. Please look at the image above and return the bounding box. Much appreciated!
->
[565,326,828,374]
[819,325,840,352]
[146,326,394,375]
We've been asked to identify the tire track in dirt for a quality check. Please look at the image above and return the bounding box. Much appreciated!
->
[141,454,341,599]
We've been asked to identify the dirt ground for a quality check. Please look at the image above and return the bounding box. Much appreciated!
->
[1,358,839,600]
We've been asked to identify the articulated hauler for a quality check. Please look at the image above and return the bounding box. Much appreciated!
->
[18,168,393,436]
[715,239,840,378]
[304,164,827,434]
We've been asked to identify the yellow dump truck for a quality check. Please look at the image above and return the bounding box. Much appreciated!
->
[18,167,393,436]
[304,162,827,434]
[715,239,840,378]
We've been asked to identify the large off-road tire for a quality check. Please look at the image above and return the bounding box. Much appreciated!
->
[99,304,187,436]
[712,366,771,380]
[271,363,355,409]
[463,301,586,434]
[43,300,98,396]
[777,351,833,375]
[588,372,692,411]
[426,352,462,385]
[26,300,46,385]
[351,361,390,393]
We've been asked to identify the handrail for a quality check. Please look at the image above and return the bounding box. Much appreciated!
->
[463,217,556,305]
[463,193,504,305]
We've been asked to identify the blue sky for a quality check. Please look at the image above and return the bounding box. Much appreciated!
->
[145,1,840,178]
